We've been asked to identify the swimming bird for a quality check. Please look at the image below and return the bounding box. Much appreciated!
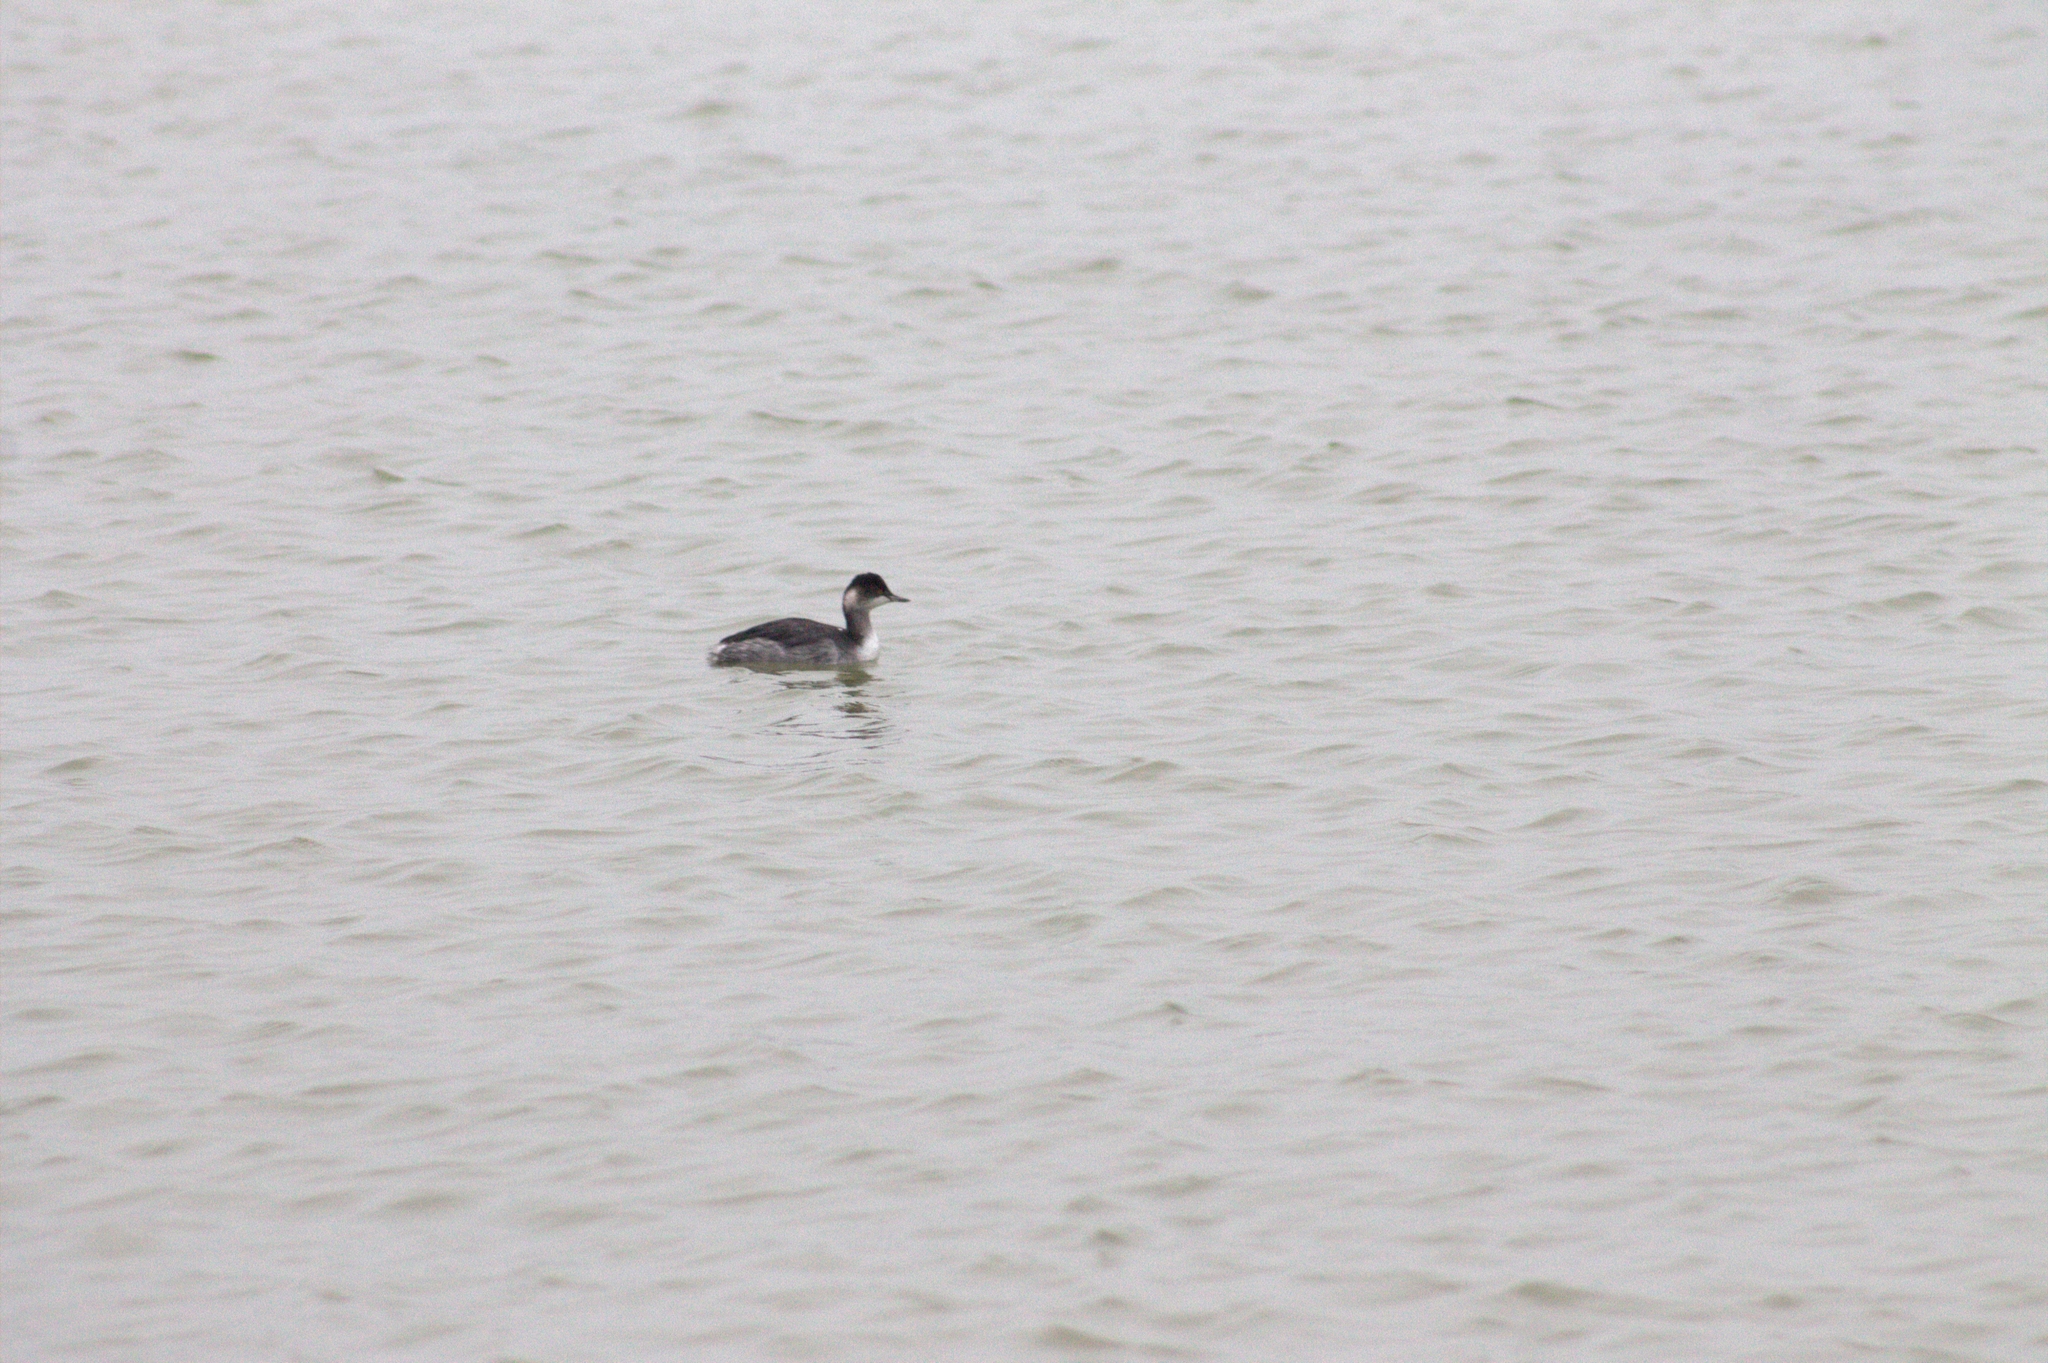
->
[707,573,909,670]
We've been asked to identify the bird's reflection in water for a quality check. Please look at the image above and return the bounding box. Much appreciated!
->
[767,668,891,746]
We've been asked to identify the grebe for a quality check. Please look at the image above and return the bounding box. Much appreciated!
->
[707,573,909,670]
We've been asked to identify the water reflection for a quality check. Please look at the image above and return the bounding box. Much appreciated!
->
[768,669,891,746]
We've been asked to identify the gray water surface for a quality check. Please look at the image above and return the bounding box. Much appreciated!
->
[5,2,2046,1359]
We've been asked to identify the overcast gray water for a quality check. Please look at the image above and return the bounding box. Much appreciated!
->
[5,2,2047,1359]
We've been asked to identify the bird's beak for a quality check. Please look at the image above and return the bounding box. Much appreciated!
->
[888,593,910,603]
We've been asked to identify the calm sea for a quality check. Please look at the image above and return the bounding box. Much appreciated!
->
[5,2,2045,1359]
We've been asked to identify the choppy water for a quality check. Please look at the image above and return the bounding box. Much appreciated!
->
[6,2,2046,1359]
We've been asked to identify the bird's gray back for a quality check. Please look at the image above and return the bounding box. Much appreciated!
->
[718,617,839,648]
